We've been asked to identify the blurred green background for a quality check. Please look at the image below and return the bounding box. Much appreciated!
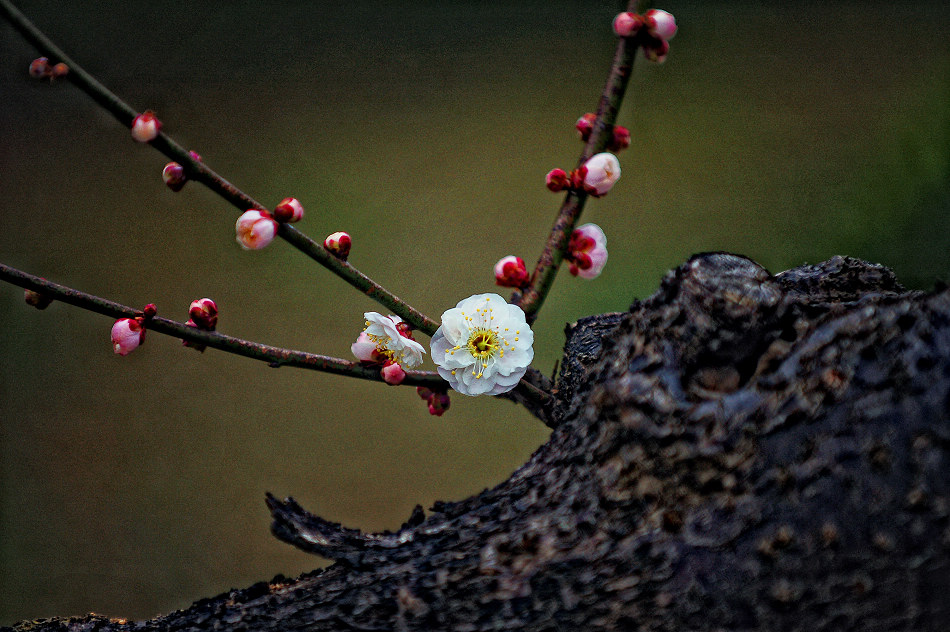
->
[1,0,947,624]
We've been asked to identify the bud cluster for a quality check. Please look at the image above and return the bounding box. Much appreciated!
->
[28,57,68,80]
[546,152,621,198]
[612,9,678,64]
[416,386,451,417]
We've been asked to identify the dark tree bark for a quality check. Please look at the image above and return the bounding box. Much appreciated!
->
[7,253,950,632]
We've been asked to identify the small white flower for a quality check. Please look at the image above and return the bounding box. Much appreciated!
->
[362,312,425,369]
[430,293,534,396]
[582,152,621,197]
[235,210,278,250]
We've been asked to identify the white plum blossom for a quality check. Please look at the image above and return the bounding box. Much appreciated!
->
[362,312,425,369]
[581,152,621,197]
[430,293,534,396]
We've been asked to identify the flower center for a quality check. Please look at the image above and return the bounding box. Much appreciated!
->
[467,329,499,359]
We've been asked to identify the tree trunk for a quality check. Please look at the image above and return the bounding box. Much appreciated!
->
[8,253,950,632]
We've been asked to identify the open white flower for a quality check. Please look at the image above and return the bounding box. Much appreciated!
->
[430,293,534,396]
[362,312,425,369]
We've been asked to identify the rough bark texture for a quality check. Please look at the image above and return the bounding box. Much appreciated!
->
[8,253,950,632]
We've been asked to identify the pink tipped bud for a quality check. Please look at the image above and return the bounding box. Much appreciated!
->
[324,231,352,260]
[188,150,202,162]
[29,57,50,79]
[494,255,530,289]
[273,197,305,223]
[143,303,157,319]
[645,9,677,41]
[613,12,644,38]
[416,386,434,400]
[642,37,671,64]
[235,209,278,250]
[567,223,608,279]
[546,168,570,192]
[24,289,53,310]
[581,152,621,197]
[51,62,69,79]
[131,110,161,143]
[427,392,451,416]
[608,125,631,152]
[381,361,407,386]
[162,162,187,192]
[575,113,597,141]
[188,298,218,330]
[111,318,145,356]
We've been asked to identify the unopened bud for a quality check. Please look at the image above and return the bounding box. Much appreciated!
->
[575,113,597,141]
[581,152,621,197]
[642,38,671,64]
[416,386,435,400]
[494,255,530,289]
[273,197,304,223]
[188,150,202,162]
[612,12,643,38]
[24,289,53,309]
[235,209,278,250]
[29,57,50,78]
[189,298,218,330]
[324,231,352,260]
[143,303,157,319]
[111,317,145,356]
[567,223,608,279]
[608,125,631,152]
[51,62,69,79]
[645,9,677,41]
[162,162,187,192]
[546,168,570,192]
[428,392,451,416]
[131,110,161,143]
[381,361,407,386]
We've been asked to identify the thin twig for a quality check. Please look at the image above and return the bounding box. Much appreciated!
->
[516,0,645,323]
[0,0,438,336]
[0,262,445,388]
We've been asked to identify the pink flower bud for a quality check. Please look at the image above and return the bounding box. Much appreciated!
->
[273,197,305,223]
[188,150,202,162]
[24,289,53,310]
[381,361,407,386]
[235,209,278,250]
[546,168,570,192]
[416,386,434,400]
[575,113,597,141]
[131,110,161,143]
[581,153,621,197]
[612,12,643,38]
[111,317,145,356]
[29,57,50,78]
[143,303,157,319]
[645,9,677,41]
[189,298,218,330]
[494,255,530,289]
[324,231,352,260]
[642,38,671,64]
[567,223,608,279]
[162,162,187,192]
[427,391,451,416]
[608,125,631,152]
[51,62,69,79]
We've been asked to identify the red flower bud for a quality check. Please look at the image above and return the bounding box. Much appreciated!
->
[427,392,451,416]
[162,162,187,192]
[642,37,671,64]
[131,110,161,143]
[546,168,570,192]
[143,303,157,319]
[608,125,631,152]
[494,255,530,289]
[51,62,69,79]
[112,317,146,356]
[381,361,407,386]
[188,298,218,330]
[324,231,352,260]
[613,12,644,38]
[273,197,305,223]
[29,57,50,79]
[24,289,53,309]
[575,113,597,141]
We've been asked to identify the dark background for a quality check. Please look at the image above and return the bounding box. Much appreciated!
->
[1,1,948,623]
